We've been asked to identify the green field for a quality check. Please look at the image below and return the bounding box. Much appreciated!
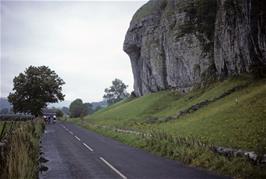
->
[70,75,266,178]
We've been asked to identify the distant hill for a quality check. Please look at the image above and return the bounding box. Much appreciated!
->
[48,100,72,108]
[0,97,107,111]
[91,100,108,110]
[0,98,72,111]
[0,97,11,110]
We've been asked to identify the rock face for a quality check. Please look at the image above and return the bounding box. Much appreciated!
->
[123,0,266,96]
[215,0,266,76]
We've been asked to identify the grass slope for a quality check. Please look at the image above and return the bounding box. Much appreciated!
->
[88,76,266,151]
[70,76,266,178]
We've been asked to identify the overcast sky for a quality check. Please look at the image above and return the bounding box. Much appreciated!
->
[0,0,146,103]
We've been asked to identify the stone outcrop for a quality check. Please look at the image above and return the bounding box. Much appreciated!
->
[123,0,266,96]
[212,146,266,165]
[214,0,266,76]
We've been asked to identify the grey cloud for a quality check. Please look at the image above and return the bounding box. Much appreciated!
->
[0,1,147,102]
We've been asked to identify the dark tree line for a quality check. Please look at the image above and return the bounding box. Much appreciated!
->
[69,99,95,118]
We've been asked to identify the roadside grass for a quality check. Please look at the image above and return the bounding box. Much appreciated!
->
[68,75,266,178]
[0,120,45,179]
[0,123,6,138]
[143,131,265,179]
[84,123,145,149]
[68,120,266,179]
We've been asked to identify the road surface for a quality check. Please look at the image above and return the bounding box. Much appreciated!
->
[39,122,229,179]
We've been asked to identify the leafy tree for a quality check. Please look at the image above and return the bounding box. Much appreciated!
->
[55,108,64,117]
[69,100,96,118]
[103,79,129,105]
[94,106,103,112]
[84,103,94,115]
[61,107,69,115]
[69,99,87,117]
[8,66,65,116]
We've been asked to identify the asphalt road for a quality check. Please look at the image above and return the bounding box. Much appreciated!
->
[39,122,230,179]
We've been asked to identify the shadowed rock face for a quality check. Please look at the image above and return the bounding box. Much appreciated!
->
[123,0,266,96]
[214,0,266,76]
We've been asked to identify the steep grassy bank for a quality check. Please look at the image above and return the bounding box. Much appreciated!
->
[69,76,266,178]
[0,120,45,179]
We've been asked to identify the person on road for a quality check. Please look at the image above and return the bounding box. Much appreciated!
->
[53,115,57,123]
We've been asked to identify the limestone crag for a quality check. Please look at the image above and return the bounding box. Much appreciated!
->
[214,0,266,76]
[123,0,266,96]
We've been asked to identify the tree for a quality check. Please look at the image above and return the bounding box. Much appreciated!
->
[8,66,65,116]
[94,106,103,112]
[84,103,94,115]
[55,109,64,118]
[69,99,94,118]
[69,99,88,118]
[61,106,69,115]
[103,79,129,105]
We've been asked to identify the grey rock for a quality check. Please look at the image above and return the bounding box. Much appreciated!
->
[244,151,258,161]
[214,0,266,76]
[123,0,266,96]
[212,146,266,164]
[124,0,212,96]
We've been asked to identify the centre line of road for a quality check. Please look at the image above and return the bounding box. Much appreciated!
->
[69,131,74,135]
[75,136,81,141]
[82,142,94,152]
[61,125,69,132]
[99,157,127,179]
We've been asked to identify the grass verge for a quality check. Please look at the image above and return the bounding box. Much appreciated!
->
[68,120,266,179]
[0,120,45,179]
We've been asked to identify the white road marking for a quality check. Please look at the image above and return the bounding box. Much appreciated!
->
[61,125,126,178]
[82,142,94,152]
[75,136,81,141]
[99,157,127,179]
